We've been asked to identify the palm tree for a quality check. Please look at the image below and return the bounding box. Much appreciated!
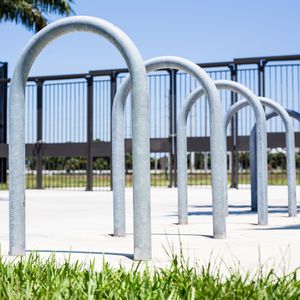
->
[0,0,74,32]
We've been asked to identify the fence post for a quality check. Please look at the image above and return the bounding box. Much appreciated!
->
[168,70,177,188]
[110,71,118,191]
[86,75,94,191]
[229,64,239,188]
[172,70,178,187]
[0,62,7,184]
[258,59,266,97]
[36,79,43,189]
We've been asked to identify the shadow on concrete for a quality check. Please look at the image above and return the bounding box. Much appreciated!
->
[26,249,134,260]
[253,224,300,231]
[191,204,250,209]
[152,232,213,239]
[126,232,213,239]
[168,205,300,217]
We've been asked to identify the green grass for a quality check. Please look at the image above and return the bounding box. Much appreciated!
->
[0,253,300,299]
[0,172,298,190]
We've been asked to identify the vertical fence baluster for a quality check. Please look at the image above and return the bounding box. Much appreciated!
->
[86,75,94,191]
[168,70,177,188]
[36,79,43,189]
[168,70,173,187]
[230,64,239,188]
[0,62,8,185]
[110,72,118,191]
[172,70,178,187]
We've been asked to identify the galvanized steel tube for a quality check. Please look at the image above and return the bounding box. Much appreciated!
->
[181,80,268,225]
[112,56,227,239]
[9,16,151,260]
[224,90,268,225]
[249,98,297,217]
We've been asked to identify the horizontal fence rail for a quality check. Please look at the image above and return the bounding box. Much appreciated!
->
[1,55,300,190]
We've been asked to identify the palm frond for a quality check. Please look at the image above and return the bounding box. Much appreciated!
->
[0,0,74,32]
[31,0,74,16]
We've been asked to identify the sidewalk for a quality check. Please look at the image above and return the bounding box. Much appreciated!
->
[0,186,299,275]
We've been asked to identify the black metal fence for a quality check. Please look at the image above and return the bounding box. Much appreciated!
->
[0,62,7,186]
[1,54,300,190]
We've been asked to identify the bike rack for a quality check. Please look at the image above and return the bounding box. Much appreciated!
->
[112,56,227,239]
[8,16,151,261]
[249,101,297,217]
[8,16,299,261]
[178,80,268,226]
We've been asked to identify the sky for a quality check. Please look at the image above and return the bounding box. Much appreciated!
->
[1,0,300,77]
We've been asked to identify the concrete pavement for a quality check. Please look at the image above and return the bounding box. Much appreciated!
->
[0,186,299,275]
